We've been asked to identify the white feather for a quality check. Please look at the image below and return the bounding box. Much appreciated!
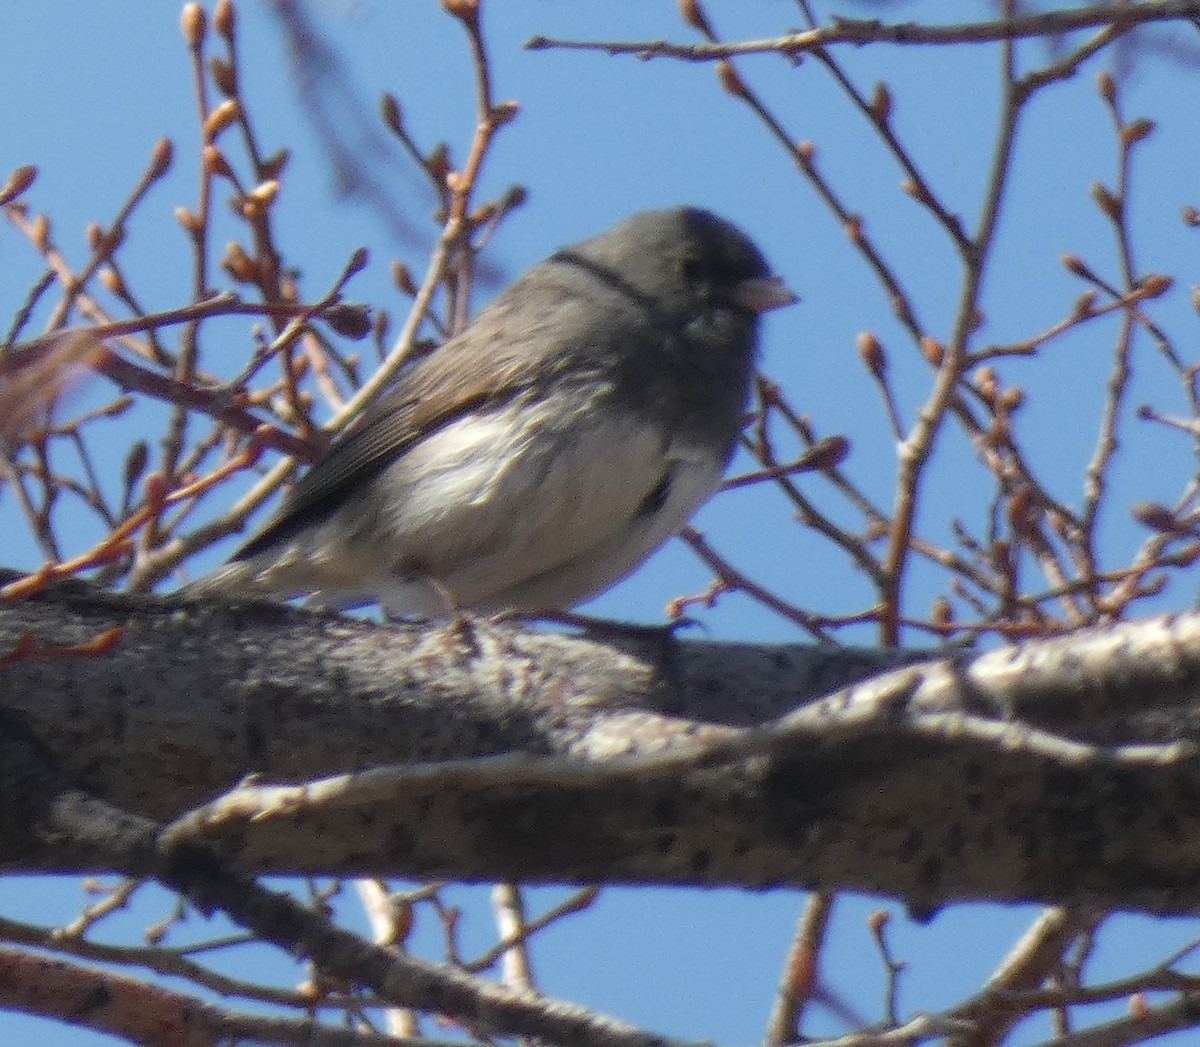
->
[244,394,724,615]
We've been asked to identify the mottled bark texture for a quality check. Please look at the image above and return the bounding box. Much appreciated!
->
[3,575,1200,916]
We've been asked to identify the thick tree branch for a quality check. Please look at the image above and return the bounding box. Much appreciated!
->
[2,577,1200,916]
[0,740,692,1047]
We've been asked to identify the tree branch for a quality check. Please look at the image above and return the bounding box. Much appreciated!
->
[525,2,1200,61]
[3,576,1200,916]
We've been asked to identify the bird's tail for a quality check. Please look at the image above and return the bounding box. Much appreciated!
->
[177,560,276,600]
[179,558,374,612]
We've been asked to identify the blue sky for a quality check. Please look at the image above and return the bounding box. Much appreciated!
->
[3,1,1200,1044]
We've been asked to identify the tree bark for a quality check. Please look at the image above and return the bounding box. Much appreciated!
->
[2,576,1199,917]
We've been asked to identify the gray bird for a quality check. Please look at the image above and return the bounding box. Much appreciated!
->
[188,206,796,616]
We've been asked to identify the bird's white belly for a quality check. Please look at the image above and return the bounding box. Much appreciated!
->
[331,396,724,615]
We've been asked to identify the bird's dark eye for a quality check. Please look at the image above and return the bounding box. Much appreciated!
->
[679,254,710,287]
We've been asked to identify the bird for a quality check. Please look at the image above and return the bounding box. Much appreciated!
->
[187,206,796,617]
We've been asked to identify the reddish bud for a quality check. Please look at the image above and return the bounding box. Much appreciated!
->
[344,247,369,278]
[214,0,236,39]
[209,55,237,97]
[920,336,944,367]
[203,145,234,180]
[174,206,202,234]
[1131,501,1187,534]
[998,385,1024,414]
[390,260,417,296]
[802,435,850,472]
[181,3,207,48]
[380,93,404,136]
[440,0,479,22]
[142,471,168,509]
[1007,489,1042,540]
[148,138,173,180]
[31,213,50,251]
[716,61,748,99]
[1090,181,1122,221]
[678,0,715,35]
[1121,118,1154,145]
[1061,254,1094,280]
[490,100,520,126]
[203,100,240,142]
[1071,291,1097,319]
[323,303,373,340]
[974,366,998,405]
[123,440,149,493]
[868,82,892,123]
[220,241,256,283]
[0,164,36,206]
[246,180,279,206]
[501,184,528,210]
[856,331,886,378]
[98,266,125,295]
[1139,273,1172,298]
[426,143,451,183]
[1176,542,1200,567]
[260,148,290,181]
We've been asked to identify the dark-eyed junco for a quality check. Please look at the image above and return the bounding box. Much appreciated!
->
[188,206,795,616]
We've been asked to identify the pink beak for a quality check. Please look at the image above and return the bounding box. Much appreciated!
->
[732,274,799,314]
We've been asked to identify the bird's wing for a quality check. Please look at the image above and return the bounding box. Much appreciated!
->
[232,292,568,562]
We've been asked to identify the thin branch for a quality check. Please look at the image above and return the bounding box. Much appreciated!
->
[526,4,1200,62]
